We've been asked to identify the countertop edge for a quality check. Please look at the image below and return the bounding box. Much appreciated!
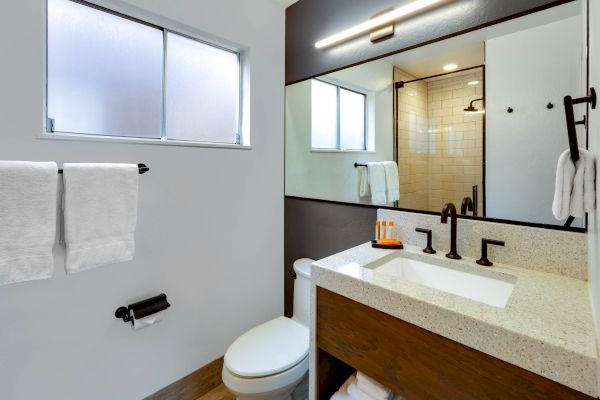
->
[311,264,599,397]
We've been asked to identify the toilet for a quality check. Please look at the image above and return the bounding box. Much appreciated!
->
[222,258,313,400]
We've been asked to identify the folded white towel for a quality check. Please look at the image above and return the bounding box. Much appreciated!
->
[570,148,596,218]
[358,166,370,198]
[552,149,577,220]
[62,163,139,274]
[356,372,392,400]
[367,162,387,205]
[383,161,399,203]
[330,374,356,400]
[0,161,58,286]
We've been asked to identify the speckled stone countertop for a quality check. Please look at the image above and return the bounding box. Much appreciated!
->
[309,243,599,397]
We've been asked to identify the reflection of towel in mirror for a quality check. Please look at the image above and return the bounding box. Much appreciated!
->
[552,148,596,220]
[367,162,387,205]
[383,161,399,203]
[570,148,596,218]
[358,166,370,197]
[552,149,577,220]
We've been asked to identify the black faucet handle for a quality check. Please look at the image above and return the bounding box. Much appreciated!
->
[476,238,505,267]
[415,228,436,254]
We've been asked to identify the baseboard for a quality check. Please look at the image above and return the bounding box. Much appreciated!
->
[145,356,224,400]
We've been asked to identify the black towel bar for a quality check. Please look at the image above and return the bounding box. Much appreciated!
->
[58,163,149,175]
[562,88,595,228]
[563,88,596,164]
[354,163,368,168]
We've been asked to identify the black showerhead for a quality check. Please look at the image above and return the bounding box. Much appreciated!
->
[464,98,483,112]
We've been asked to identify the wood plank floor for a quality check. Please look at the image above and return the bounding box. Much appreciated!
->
[195,384,235,400]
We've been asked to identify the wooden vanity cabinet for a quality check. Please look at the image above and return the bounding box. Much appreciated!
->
[316,287,595,400]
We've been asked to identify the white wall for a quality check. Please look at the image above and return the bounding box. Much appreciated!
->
[587,0,600,340]
[485,16,584,225]
[285,60,394,205]
[0,1,285,399]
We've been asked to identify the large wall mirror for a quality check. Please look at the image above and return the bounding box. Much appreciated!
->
[285,1,587,229]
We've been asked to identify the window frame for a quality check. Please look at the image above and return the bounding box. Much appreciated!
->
[310,78,368,152]
[42,0,249,149]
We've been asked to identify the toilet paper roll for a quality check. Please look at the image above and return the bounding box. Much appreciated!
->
[132,310,164,331]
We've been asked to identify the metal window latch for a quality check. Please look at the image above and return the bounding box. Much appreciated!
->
[47,118,55,133]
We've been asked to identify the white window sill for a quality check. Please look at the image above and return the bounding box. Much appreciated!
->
[311,148,375,154]
[39,132,252,150]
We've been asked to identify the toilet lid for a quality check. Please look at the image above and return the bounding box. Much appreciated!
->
[224,316,309,378]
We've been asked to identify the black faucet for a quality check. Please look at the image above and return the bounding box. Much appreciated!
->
[441,203,461,259]
[476,239,505,266]
[460,196,473,215]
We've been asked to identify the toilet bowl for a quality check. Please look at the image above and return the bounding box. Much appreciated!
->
[222,258,313,400]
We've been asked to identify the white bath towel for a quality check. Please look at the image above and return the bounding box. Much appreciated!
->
[358,166,370,198]
[367,162,387,205]
[62,163,139,274]
[383,161,399,203]
[356,372,392,400]
[552,149,578,220]
[330,374,356,400]
[0,161,58,286]
[570,148,596,218]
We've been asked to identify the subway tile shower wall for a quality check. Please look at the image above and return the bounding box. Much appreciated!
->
[396,68,484,213]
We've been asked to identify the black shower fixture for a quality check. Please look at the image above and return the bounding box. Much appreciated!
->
[464,98,484,112]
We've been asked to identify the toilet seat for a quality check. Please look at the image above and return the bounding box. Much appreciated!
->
[224,316,309,378]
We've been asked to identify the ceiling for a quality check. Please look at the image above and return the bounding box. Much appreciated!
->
[383,1,580,79]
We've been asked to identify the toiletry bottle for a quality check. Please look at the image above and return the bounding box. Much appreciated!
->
[381,221,387,240]
[389,221,395,241]
[375,220,380,241]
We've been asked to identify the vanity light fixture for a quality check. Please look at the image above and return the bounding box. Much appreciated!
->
[314,0,444,49]
[443,63,458,71]
[468,80,479,86]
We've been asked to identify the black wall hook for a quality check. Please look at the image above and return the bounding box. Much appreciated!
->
[507,107,514,113]
[547,102,554,109]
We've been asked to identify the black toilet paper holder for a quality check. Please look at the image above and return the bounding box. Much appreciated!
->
[115,293,171,325]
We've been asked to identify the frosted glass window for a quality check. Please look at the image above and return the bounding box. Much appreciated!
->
[165,33,240,143]
[311,80,366,150]
[47,0,163,138]
[311,80,338,149]
[339,88,366,150]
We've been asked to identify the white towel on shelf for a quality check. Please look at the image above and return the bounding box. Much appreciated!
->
[570,148,596,218]
[358,166,370,198]
[62,163,139,274]
[0,161,58,286]
[383,161,399,203]
[367,162,387,205]
[552,149,578,220]
[331,374,356,400]
[356,372,393,400]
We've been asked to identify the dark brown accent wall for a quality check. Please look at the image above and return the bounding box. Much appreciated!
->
[284,197,376,316]
[285,0,573,84]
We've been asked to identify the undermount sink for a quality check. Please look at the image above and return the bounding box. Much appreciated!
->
[366,255,516,307]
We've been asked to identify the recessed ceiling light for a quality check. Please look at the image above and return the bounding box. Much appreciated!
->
[468,80,479,86]
[443,64,458,71]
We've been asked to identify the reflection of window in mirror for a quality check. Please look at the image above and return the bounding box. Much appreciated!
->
[311,79,367,151]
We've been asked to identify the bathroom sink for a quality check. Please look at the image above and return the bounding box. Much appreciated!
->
[366,255,516,307]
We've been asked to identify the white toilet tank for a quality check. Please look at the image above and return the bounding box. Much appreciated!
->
[292,258,313,327]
